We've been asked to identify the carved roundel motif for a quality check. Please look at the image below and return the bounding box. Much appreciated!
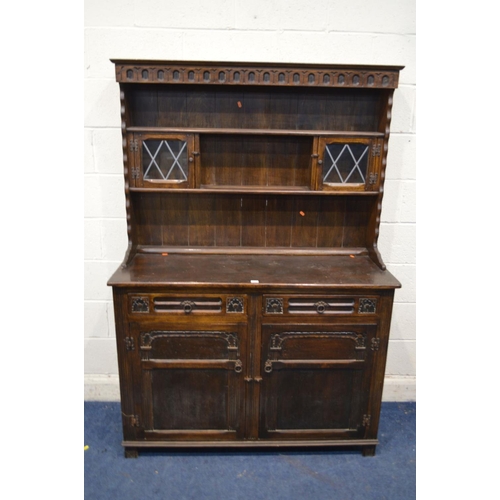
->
[131,297,149,313]
[227,297,244,313]
[359,298,377,314]
[266,298,283,314]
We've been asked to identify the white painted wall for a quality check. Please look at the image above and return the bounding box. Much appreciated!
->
[84,0,416,400]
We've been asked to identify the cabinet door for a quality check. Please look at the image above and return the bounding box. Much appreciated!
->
[132,323,247,441]
[129,132,197,188]
[317,137,382,192]
[259,323,377,440]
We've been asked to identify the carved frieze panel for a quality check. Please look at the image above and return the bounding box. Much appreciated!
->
[264,331,367,373]
[114,62,401,89]
[139,330,238,352]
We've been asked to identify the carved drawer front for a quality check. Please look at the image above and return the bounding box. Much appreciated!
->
[129,294,246,316]
[263,295,378,316]
[154,297,222,314]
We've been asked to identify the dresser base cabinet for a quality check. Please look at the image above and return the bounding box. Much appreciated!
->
[107,60,403,457]
[109,255,399,457]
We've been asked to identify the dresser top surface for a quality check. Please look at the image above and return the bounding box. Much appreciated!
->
[108,254,401,289]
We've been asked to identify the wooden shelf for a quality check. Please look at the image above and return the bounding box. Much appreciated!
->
[127,126,384,137]
[130,186,379,195]
[137,246,370,256]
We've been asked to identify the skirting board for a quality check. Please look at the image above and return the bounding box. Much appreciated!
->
[84,374,416,402]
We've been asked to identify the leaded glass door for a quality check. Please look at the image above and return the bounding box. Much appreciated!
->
[129,133,197,188]
[317,137,382,192]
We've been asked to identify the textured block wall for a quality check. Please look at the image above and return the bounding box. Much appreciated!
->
[84,0,416,397]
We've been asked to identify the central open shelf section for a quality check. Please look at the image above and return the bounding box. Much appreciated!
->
[199,133,312,189]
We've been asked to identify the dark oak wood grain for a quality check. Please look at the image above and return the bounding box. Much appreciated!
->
[108,254,400,289]
[109,60,403,457]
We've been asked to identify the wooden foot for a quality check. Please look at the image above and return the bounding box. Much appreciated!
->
[124,447,139,458]
[362,445,376,457]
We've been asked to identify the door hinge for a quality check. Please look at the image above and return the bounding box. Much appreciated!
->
[131,167,140,180]
[124,337,135,351]
[363,414,371,427]
[122,413,140,427]
[129,139,139,152]
[372,144,381,157]
[371,338,380,351]
[368,172,378,185]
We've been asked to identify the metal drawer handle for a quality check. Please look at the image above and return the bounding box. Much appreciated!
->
[315,301,328,314]
[181,300,195,314]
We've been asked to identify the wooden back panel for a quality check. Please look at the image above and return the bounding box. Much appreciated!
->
[133,192,373,250]
[125,84,383,132]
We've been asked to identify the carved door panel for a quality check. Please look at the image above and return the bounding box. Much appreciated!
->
[130,322,247,441]
[259,323,378,440]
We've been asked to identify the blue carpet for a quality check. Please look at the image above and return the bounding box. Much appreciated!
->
[84,401,415,499]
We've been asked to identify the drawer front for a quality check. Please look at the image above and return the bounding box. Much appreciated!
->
[263,295,378,316]
[128,294,247,318]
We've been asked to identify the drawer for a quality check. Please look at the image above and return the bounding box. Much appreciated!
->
[128,293,247,317]
[263,295,378,316]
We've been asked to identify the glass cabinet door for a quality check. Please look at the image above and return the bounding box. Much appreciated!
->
[129,133,197,188]
[317,137,382,192]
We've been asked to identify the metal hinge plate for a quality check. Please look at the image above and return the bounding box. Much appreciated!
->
[124,337,135,351]
[131,167,140,180]
[122,413,140,427]
[129,139,139,152]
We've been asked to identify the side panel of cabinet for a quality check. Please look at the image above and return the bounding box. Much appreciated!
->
[113,288,143,443]
[259,322,378,440]
[126,321,247,441]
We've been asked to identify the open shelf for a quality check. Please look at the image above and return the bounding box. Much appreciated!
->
[131,191,375,250]
[127,126,384,138]
[136,246,369,256]
[129,186,379,195]
[124,84,385,131]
